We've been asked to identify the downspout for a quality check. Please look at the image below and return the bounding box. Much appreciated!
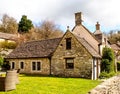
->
[92,57,94,80]
[48,57,51,75]
[92,57,97,80]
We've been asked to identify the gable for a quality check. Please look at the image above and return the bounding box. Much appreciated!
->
[72,25,99,52]
[53,30,101,58]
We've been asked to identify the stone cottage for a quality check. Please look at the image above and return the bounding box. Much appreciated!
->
[5,12,109,80]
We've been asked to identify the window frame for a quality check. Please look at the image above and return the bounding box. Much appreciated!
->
[11,62,15,69]
[65,58,74,69]
[66,38,72,50]
[20,61,24,69]
[32,61,41,71]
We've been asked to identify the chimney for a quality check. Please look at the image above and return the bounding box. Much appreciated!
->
[96,22,100,30]
[75,12,82,25]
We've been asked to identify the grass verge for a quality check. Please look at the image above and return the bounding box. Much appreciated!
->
[0,74,101,94]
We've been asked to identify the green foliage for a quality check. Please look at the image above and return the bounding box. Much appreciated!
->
[0,41,17,49]
[0,56,4,67]
[0,75,101,94]
[99,71,115,79]
[18,15,33,33]
[101,47,115,73]
[2,61,10,70]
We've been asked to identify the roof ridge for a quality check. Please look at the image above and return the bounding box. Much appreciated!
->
[25,37,62,43]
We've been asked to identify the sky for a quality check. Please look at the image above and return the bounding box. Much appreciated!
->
[0,0,120,33]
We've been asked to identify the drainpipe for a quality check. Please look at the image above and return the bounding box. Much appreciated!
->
[48,57,51,75]
[92,57,97,80]
[92,58,94,80]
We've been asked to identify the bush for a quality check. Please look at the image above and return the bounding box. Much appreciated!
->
[0,41,17,49]
[0,57,4,67]
[101,47,115,73]
[99,71,115,79]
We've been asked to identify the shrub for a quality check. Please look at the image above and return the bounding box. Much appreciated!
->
[0,41,17,49]
[101,47,115,73]
[0,56,4,67]
[99,71,115,79]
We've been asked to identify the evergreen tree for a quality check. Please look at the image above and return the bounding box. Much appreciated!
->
[18,15,33,33]
[101,47,115,73]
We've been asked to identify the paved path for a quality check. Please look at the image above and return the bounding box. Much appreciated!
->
[88,75,120,94]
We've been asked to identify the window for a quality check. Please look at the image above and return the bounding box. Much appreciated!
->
[66,38,71,49]
[20,62,24,69]
[37,62,40,70]
[11,62,15,69]
[66,58,74,69]
[32,62,41,71]
[32,62,36,70]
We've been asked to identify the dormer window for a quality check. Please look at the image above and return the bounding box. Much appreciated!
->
[66,38,71,49]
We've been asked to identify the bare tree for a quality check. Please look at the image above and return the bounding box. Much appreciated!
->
[0,14,18,34]
[35,20,64,40]
[16,20,64,44]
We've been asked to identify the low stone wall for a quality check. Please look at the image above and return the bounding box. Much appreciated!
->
[88,75,120,94]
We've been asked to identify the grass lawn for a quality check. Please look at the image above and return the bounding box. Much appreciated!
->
[0,74,101,94]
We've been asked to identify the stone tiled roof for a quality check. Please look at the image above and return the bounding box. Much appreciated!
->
[6,38,61,58]
[6,31,101,59]
[74,34,101,58]
[111,44,120,51]
[72,25,100,52]
[0,32,18,41]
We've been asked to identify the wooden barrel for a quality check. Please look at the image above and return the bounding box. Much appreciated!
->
[5,70,17,91]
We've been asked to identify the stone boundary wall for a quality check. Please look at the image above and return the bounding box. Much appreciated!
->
[88,75,120,94]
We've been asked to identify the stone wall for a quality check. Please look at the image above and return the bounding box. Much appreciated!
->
[51,31,93,78]
[7,58,50,75]
[88,75,120,94]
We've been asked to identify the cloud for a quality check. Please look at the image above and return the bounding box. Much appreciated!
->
[0,0,120,32]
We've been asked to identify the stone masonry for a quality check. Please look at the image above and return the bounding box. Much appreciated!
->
[88,75,120,94]
[51,31,93,78]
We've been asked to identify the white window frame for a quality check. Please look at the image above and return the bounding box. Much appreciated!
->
[11,61,15,69]
[31,61,41,71]
[19,61,24,70]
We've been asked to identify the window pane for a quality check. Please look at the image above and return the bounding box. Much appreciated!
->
[20,62,24,69]
[37,62,41,70]
[66,59,73,63]
[66,38,71,49]
[66,63,74,69]
[66,58,74,69]
[12,62,15,69]
[32,62,36,70]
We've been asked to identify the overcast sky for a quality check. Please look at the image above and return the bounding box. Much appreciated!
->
[0,0,120,33]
